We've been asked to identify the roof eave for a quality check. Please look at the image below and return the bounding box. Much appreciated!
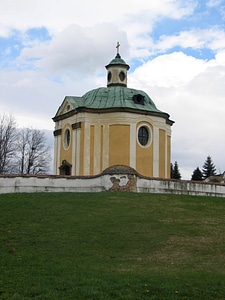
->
[52,106,174,125]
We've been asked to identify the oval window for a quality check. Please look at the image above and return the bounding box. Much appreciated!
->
[107,71,112,82]
[64,128,71,149]
[119,71,125,81]
[138,126,149,146]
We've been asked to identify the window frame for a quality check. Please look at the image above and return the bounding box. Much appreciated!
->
[63,127,71,150]
[137,125,152,147]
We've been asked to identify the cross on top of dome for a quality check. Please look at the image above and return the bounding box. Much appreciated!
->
[116,42,120,55]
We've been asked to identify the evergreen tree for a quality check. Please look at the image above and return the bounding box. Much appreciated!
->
[191,167,203,181]
[171,161,181,179]
[202,155,217,179]
[170,163,174,179]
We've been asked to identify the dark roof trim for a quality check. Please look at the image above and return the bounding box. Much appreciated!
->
[107,82,127,87]
[52,109,76,122]
[105,63,130,70]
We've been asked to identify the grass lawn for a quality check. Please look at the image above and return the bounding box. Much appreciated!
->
[0,192,225,299]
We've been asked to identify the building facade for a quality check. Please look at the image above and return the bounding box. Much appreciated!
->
[53,48,174,178]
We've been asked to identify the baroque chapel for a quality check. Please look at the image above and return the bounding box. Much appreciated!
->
[53,45,174,178]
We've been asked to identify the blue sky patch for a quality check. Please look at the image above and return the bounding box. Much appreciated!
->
[25,27,51,43]
[0,27,51,69]
[164,46,215,60]
[152,1,225,42]
[0,31,23,68]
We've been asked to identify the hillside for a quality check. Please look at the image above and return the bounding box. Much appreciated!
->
[1,192,225,299]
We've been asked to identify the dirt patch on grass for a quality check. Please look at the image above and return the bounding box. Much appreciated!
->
[150,235,214,266]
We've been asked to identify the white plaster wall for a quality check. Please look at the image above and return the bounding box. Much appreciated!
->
[0,175,225,197]
[0,176,103,194]
[136,178,225,197]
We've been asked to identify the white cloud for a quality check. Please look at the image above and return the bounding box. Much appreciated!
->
[128,51,225,178]
[130,52,207,88]
[0,0,194,37]
[18,24,129,76]
[155,28,225,53]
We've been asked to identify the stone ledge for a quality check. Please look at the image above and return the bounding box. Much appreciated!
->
[0,172,225,197]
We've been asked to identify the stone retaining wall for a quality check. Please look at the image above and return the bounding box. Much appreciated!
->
[1,172,225,197]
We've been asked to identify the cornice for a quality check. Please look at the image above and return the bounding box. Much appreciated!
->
[53,107,174,125]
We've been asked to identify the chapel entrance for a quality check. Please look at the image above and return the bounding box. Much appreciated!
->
[59,160,72,175]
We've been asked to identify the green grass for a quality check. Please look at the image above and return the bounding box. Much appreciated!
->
[1,192,225,299]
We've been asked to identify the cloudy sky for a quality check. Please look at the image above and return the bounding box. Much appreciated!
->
[0,0,225,178]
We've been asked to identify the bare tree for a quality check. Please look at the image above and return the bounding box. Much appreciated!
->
[0,114,17,174]
[14,128,51,174]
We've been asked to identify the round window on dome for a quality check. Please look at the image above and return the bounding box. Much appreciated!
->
[133,94,145,105]
[64,128,71,149]
[138,126,150,146]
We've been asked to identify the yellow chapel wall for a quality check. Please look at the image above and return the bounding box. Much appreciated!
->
[55,112,172,178]
[159,129,166,178]
[100,125,104,172]
[109,124,130,167]
[56,119,84,175]
[60,124,73,165]
[167,135,171,178]
[80,122,130,175]
[90,125,94,175]
[79,121,85,175]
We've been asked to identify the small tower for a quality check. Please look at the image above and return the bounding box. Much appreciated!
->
[105,42,130,87]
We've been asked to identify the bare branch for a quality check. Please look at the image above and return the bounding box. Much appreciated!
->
[13,128,51,174]
[0,114,17,174]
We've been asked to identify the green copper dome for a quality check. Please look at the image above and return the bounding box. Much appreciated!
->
[82,86,159,112]
[54,86,173,125]
[53,48,174,125]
